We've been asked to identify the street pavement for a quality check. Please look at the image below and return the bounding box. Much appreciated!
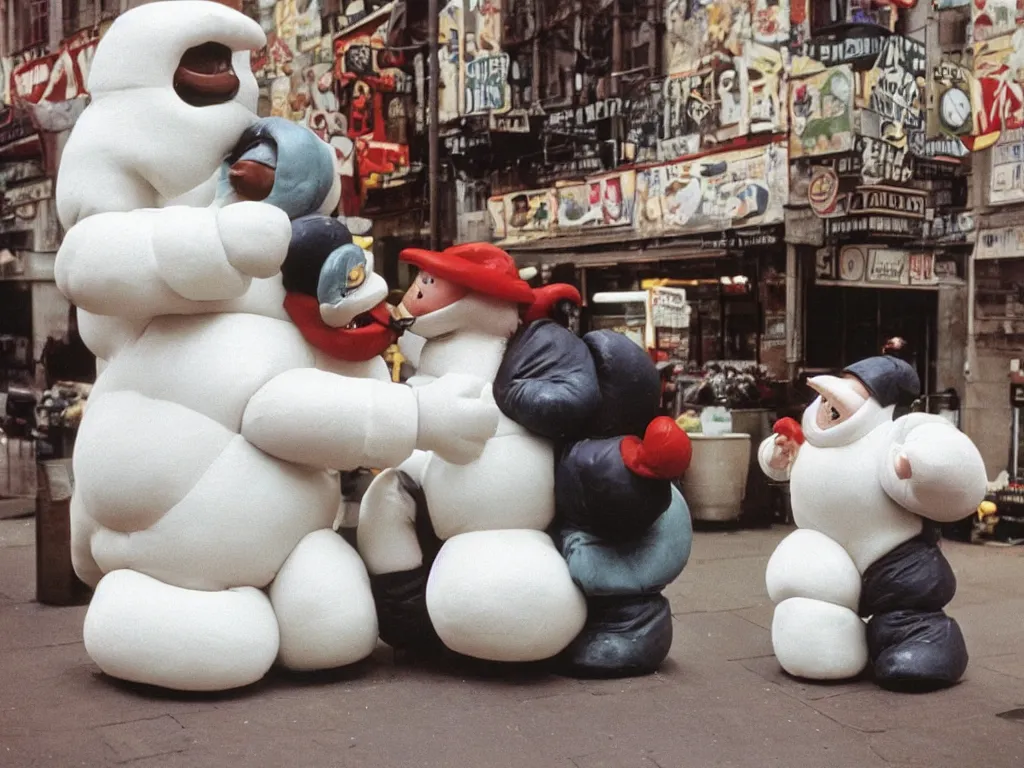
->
[0,518,1022,768]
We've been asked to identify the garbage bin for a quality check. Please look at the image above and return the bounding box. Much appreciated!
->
[680,433,752,522]
[35,458,89,606]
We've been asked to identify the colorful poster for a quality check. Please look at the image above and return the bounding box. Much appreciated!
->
[789,66,855,157]
[8,32,99,105]
[555,171,636,230]
[662,53,743,158]
[989,127,1024,205]
[635,142,788,236]
[751,0,791,46]
[438,1,462,123]
[971,31,1024,143]
[744,43,788,135]
[492,189,556,242]
[971,0,1024,43]
[462,0,510,115]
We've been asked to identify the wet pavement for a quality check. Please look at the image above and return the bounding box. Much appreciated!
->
[0,517,1022,767]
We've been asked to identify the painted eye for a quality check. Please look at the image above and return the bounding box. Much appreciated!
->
[348,264,366,288]
[421,274,435,285]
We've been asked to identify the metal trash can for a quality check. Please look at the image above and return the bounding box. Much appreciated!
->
[35,458,89,606]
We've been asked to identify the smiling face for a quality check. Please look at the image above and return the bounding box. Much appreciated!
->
[808,374,870,430]
[399,272,470,317]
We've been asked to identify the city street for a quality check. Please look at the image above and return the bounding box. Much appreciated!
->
[0,517,1022,768]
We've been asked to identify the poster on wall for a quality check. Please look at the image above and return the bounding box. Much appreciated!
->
[661,53,744,158]
[555,171,636,231]
[9,31,99,105]
[989,127,1024,205]
[744,44,788,136]
[438,1,462,123]
[971,0,1024,43]
[462,0,510,115]
[789,66,855,157]
[817,246,936,286]
[491,188,556,242]
[975,225,1024,260]
[635,142,788,236]
[861,36,926,147]
[971,31,1024,146]
[751,0,791,46]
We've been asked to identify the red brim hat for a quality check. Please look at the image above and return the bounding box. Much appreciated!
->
[401,243,537,305]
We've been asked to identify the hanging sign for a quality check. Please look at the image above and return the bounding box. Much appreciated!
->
[808,166,844,217]
[847,185,927,217]
[825,214,923,239]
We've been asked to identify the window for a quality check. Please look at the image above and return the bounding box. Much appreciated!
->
[18,0,50,51]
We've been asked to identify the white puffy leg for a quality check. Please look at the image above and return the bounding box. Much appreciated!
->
[83,569,279,692]
[765,528,861,610]
[425,529,588,662]
[357,465,424,576]
[772,597,868,680]
[269,529,378,671]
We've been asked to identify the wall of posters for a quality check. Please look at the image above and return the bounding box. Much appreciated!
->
[789,66,855,157]
[971,0,1024,43]
[489,188,556,242]
[635,142,788,236]
[971,31,1024,143]
[555,171,637,231]
[816,246,936,287]
[989,127,1024,205]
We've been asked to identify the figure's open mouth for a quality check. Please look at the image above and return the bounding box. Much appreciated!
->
[174,42,240,107]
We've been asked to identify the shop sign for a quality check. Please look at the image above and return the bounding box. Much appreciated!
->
[989,127,1024,206]
[2,178,52,213]
[699,226,782,249]
[975,225,1024,260]
[489,109,529,133]
[926,211,976,244]
[934,0,968,7]
[934,259,959,279]
[790,66,855,158]
[555,171,636,232]
[546,98,628,139]
[847,185,927,218]
[635,141,788,237]
[0,108,35,150]
[825,214,922,239]
[10,33,99,105]
[0,160,44,187]
[796,31,888,69]
[817,246,936,286]
[859,135,913,184]
[808,166,843,217]
[535,153,605,186]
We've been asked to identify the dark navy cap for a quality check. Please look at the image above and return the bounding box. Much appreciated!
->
[843,356,921,408]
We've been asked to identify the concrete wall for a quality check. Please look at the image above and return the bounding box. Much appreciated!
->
[964,347,1012,481]
[936,284,967,394]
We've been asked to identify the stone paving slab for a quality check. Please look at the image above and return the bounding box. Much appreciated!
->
[0,521,1021,768]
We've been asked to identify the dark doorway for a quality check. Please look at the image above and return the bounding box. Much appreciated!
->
[805,285,938,395]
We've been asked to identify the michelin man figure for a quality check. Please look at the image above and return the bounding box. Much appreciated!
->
[759,357,987,691]
[55,1,497,692]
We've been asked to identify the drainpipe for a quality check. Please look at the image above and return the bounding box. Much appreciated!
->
[428,0,440,250]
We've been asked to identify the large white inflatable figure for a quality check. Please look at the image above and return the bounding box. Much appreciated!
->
[359,243,694,676]
[54,1,498,692]
[759,357,987,691]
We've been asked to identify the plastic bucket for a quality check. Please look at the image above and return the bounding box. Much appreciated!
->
[680,433,752,522]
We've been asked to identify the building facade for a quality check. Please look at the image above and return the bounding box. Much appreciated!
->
[1,0,1022,479]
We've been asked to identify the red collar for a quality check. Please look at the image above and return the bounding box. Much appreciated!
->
[284,293,398,362]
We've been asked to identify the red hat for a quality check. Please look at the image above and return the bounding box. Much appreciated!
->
[400,243,536,305]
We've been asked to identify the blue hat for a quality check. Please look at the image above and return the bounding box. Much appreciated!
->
[843,356,920,408]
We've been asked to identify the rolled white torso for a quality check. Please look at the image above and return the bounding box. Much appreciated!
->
[76,303,385,591]
[789,422,923,574]
[407,332,556,538]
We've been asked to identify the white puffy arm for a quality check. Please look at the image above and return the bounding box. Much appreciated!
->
[54,202,290,317]
[241,369,420,471]
[757,434,790,482]
[879,414,988,523]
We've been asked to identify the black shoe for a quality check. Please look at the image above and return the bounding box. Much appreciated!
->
[867,609,968,692]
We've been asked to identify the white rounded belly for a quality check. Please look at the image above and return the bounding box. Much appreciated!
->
[88,434,340,590]
[422,414,555,540]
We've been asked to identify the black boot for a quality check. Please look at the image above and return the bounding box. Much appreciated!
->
[560,594,673,679]
[867,609,969,692]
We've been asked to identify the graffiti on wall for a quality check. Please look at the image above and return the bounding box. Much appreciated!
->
[970,30,1024,147]
[635,141,788,236]
[789,66,855,157]
[7,31,99,106]
[971,0,1024,43]
[860,36,926,150]
[462,0,510,115]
